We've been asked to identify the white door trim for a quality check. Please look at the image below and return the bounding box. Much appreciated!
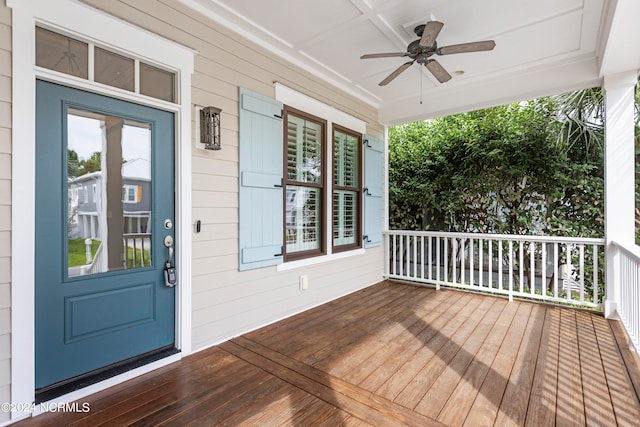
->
[8,0,195,419]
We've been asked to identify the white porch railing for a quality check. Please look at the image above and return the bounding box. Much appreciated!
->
[123,233,152,268]
[86,241,105,275]
[384,231,606,309]
[612,241,640,355]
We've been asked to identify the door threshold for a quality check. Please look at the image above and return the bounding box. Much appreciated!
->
[36,346,180,404]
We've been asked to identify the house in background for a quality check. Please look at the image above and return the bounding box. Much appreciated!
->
[1,0,639,424]
[69,158,152,240]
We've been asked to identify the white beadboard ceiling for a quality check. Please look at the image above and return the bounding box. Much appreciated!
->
[180,0,640,125]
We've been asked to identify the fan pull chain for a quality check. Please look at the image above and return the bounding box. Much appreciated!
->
[420,68,423,104]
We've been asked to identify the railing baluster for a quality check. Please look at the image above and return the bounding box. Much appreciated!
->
[444,237,448,284]
[498,241,503,291]
[508,240,513,301]
[530,241,535,296]
[579,244,585,303]
[519,241,524,294]
[566,243,572,302]
[427,236,432,281]
[593,245,598,304]
[541,243,547,299]
[488,240,493,289]
[452,238,458,284]
[133,237,138,267]
[461,238,466,286]
[419,235,424,280]
[469,238,474,287]
[436,236,440,290]
[405,235,410,277]
[479,239,484,288]
[399,235,404,276]
[392,234,397,276]
[554,243,559,299]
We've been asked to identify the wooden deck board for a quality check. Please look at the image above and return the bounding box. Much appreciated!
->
[14,281,640,426]
[414,298,511,417]
[576,310,617,427]
[394,296,500,409]
[436,301,529,427]
[556,309,586,426]
[375,292,479,401]
[592,315,640,426]
[524,306,561,427]
[467,303,542,427]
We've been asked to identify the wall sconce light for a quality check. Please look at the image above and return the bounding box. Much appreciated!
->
[200,106,222,150]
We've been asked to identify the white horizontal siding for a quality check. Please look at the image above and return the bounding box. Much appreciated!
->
[57,0,385,352]
[0,1,10,421]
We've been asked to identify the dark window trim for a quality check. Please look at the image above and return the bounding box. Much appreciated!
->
[282,106,327,262]
[331,124,362,253]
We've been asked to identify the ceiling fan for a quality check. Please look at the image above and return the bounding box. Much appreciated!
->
[361,20,496,86]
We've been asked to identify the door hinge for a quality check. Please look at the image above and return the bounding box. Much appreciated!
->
[274,246,284,257]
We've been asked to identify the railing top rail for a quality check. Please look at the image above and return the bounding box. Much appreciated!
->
[123,233,152,238]
[384,230,605,245]
[612,240,640,260]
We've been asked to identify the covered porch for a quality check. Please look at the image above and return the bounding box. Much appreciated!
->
[4,0,640,425]
[15,281,640,426]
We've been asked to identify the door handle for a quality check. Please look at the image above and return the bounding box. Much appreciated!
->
[163,235,174,266]
[163,235,177,287]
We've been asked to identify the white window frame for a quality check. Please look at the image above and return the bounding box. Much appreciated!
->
[275,83,366,271]
[8,0,194,419]
[123,184,138,204]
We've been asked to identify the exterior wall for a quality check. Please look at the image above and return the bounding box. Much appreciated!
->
[0,0,11,421]
[77,0,385,350]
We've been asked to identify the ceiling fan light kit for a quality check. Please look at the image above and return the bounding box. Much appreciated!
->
[361,20,495,86]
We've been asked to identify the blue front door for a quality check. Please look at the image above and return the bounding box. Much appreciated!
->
[35,80,176,390]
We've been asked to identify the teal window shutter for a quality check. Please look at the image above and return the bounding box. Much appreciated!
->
[363,135,383,248]
[239,88,284,270]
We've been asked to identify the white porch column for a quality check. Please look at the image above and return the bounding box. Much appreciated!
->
[604,70,638,319]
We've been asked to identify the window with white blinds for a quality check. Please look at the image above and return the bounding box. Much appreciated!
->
[332,126,361,250]
[284,107,325,259]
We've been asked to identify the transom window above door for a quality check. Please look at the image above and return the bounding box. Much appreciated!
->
[35,27,177,103]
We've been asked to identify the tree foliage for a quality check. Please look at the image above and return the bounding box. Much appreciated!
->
[67,150,102,178]
[389,96,605,238]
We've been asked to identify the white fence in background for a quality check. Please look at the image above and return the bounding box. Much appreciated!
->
[123,233,152,268]
[384,231,606,309]
[612,241,640,355]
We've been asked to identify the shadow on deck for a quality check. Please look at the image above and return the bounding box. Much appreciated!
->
[14,280,640,426]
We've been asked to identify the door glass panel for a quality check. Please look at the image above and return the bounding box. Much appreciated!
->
[140,62,175,102]
[36,27,88,79]
[95,47,135,92]
[67,107,152,277]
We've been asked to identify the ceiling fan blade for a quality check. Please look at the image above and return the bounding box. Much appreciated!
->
[419,21,444,47]
[438,40,496,55]
[379,61,414,86]
[360,52,408,59]
[426,59,452,83]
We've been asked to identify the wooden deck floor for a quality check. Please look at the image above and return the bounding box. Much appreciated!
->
[16,281,640,426]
